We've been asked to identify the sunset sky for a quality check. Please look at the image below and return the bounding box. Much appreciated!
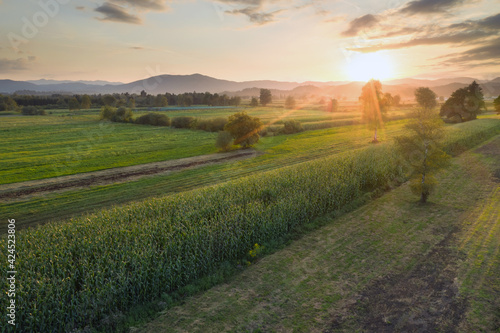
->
[1,0,499,83]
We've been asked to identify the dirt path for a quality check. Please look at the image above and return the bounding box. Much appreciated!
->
[0,149,261,201]
[327,228,466,332]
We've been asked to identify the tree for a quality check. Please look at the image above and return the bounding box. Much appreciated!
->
[128,97,136,108]
[250,97,259,107]
[215,131,233,151]
[112,106,134,123]
[0,95,18,111]
[155,95,168,107]
[230,96,241,107]
[22,106,45,115]
[81,95,91,109]
[285,96,296,109]
[415,87,437,110]
[393,94,401,107]
[68,97,81,111]
[281,119,303,134]
[494,95,500,114]
[224,112,262,148]
[102,94,117,107]
[359,79,388,143]
[100,105,116,120]
[329,98,339,112]
[383,92,394,107]
[440,81,486,122]
[260,89,272,106]
[395,108,450,203]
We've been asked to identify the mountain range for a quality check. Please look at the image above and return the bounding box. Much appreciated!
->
[1,74,499,100]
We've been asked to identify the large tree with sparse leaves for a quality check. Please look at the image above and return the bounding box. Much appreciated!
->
[359,79,389,143]
[395,103,450,203]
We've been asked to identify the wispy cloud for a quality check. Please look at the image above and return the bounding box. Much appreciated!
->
[0,57,35,72]
[226,7,281,25]
[94,0,172,25]
[341,14,379,37]
[397,0,467,16]
[113,0,168,11]
[438,38,500,66]
[95,2,142,24]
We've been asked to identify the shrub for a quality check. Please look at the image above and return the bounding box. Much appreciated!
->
[172,116,195,129]
[281,119,303,134]
[250,97,259,107]
[112,107,134,123]
[285,96,296,109]
[215,131,233,151]
[21,106,45,115]
[100,105,116,120]
[196,117,228,132]
[135,113,171,126]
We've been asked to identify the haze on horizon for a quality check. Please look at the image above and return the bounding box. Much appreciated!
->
[0,0,499,84]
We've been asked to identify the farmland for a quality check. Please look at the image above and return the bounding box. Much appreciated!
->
[0,100,499,332]
[0,104,418,229]
[1,101,500,332]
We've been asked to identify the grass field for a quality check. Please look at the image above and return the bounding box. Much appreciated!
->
[0,118,419,230]
[2,113,499,230]
[0,115,218,184]
[136,135,500,333]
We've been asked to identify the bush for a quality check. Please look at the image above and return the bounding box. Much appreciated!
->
[112,107,134,123]
[172,116,195,129]
[250,97,259,107]
[21,106,45,115]
[285,96,296,109]
[281,119,303,134]
[215,131,233,151]
[196,117,228,132]
[225,112,262,148]
[100,105,116,120]
[135,113,171,126]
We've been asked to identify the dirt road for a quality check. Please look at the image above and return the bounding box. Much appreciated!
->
[0,149,261,201]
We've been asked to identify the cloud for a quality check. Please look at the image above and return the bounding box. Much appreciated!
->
[0,57,34,72]
[226,7,281,25]
[113,0,168,11]
[347,12,500,52]
[341,14,379,37]
[349,30,491,52]
[439,38,500,65]
[76,6,85,11]
[95,2,142,24]
[398,0,466,15]
[130,46,144,50]
[217,0,265,5]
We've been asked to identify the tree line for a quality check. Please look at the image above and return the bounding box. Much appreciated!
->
[0,91,243,111]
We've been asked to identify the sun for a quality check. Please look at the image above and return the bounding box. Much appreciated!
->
[346,52,394,82]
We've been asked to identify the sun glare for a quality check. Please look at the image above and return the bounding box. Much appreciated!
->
[346,52,394,82]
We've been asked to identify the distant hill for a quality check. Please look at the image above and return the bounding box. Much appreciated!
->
[1,74,499,99]
[26,79,124,86]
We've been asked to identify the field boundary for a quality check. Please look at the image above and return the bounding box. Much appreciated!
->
[0,149,261,201]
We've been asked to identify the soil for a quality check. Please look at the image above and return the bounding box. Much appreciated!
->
[326,228,467,332]
[0,149,261,201]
